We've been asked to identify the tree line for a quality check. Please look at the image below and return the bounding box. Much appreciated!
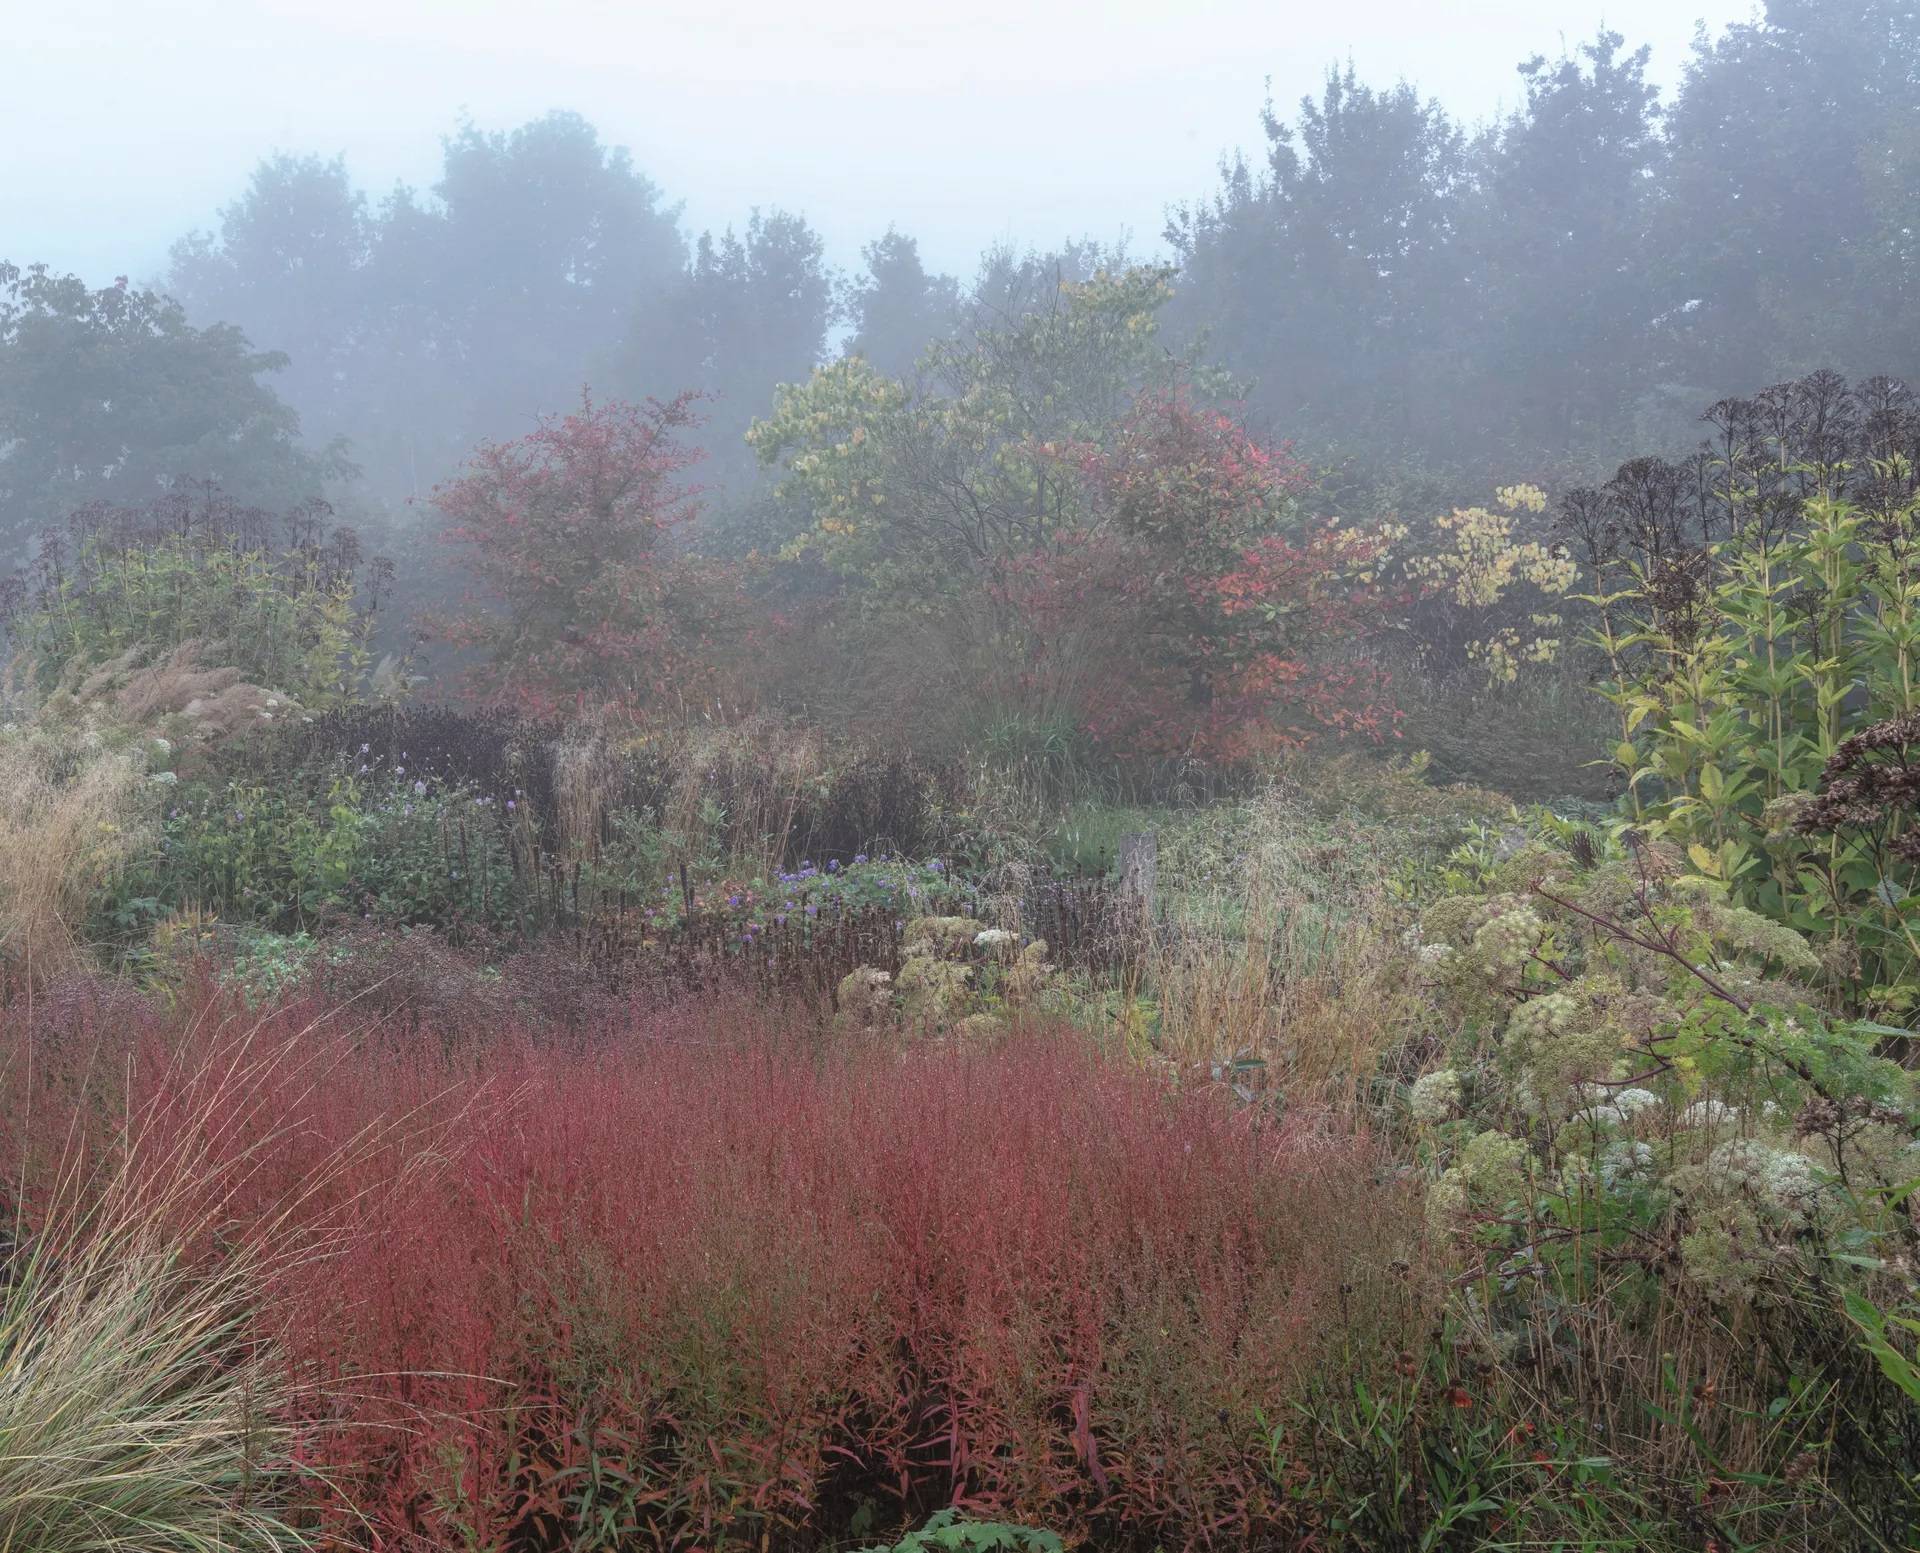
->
[4,1,1918,559]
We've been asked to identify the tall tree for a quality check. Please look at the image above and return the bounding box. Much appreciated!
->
[166,154,372,445]
[167,113,689,499]
[1658,0,1920,396]
[844,230,959,378]
[0,264,333,558]
[1168,65,1466,455]
[1460,30,1665,462]
[430,111,686,425]
[617,208,835,496]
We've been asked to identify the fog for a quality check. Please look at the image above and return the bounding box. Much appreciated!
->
[3,0,1909,576]
[15,0,1744,287]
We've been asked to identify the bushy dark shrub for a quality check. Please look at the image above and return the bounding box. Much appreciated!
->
[225,703,563,817]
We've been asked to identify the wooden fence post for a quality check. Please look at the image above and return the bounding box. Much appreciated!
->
[1118,830,1157,917]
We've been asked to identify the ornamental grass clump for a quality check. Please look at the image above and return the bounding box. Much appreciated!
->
[6,983,1410,1552]
[0,720,147,987]
[1142,785,1419,1101]
[0,999,335,1553]
[0,1198,299,1553]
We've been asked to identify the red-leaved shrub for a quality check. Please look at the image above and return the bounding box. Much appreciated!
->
[1,986,1407,1551]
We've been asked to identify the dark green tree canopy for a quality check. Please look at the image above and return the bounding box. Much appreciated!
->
[0,262,332,557]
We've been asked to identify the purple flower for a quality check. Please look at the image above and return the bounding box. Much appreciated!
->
[728,894,741,907]
[394,765,405,776]
[928,859,944,873]
[359,743,370,754]
[805,903,818,917]
[506,799,517,811]
[413,780,428,797]
[854,853,868,864]
[827,859,840,873]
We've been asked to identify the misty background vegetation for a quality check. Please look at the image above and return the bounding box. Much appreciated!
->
[6,2,1916,571]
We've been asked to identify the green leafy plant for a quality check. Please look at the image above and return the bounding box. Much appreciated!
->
[1562,376,1920,1013]
[854,1508,1064,1553]
[8,485,387,711]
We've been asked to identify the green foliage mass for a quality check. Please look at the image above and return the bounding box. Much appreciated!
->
[1396,818,1920,1542]
[1572,429,1920,1016]
[0,262,339,554]
[747,263,1194,591]
[854,1508,1063,1553]
[13,500,383,710]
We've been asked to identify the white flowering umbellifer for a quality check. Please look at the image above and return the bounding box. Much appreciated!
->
[1426,1129,1531,1233]
[151,737,173,757]
[1472,904,1546,975]
[148,770,178,786]
[1613,1087,1660,1118]
[1599,1139,1656,1189]
[1409,1068,1464,1124]
[1680,1099,1739,1131]
[1707,1139,1827,1222]
[973,928,1016,950]
[1418,942,1454,966]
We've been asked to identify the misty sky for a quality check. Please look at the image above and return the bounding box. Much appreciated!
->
[12,0,1752,291]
